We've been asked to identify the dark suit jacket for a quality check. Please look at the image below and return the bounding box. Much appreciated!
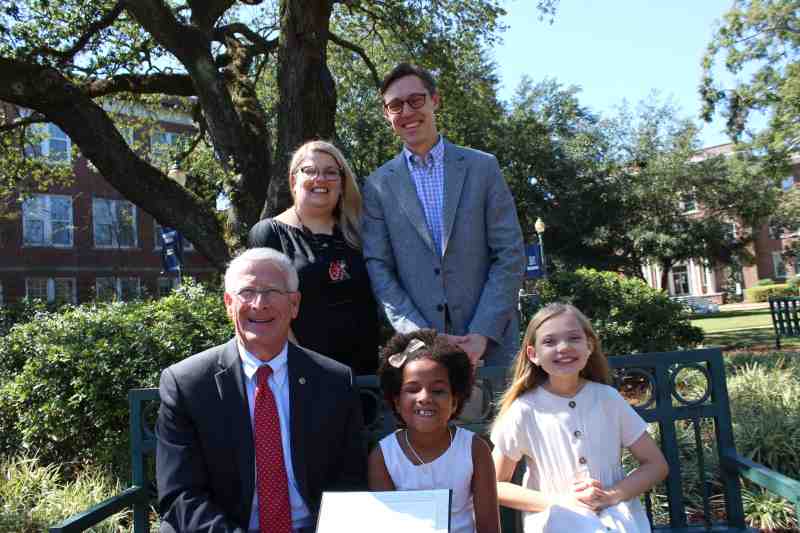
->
[156,339,367,532]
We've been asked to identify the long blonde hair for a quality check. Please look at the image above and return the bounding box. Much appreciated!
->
[493,303,610,426]
[288,140,363,249]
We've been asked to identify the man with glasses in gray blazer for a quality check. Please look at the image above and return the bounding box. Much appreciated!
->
[362,63,525,367]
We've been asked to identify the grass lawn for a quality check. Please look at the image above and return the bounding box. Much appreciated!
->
[691,308,772,333]
[691,307,800,350]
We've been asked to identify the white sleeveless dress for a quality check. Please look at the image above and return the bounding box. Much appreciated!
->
[379,427,476,533]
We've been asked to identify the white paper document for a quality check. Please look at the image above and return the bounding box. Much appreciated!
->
[316,489,451,533]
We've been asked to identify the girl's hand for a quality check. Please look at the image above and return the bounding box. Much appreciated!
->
[572,478,619,511]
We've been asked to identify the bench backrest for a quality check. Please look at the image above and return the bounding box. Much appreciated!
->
[769,296,800,347]
[127,348,746,532]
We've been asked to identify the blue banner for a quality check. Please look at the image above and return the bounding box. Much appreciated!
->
[159,227,184,273]
[525,243,543,279]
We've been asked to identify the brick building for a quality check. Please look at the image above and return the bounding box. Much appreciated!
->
[0,107,217,305]
[641,143,800,303]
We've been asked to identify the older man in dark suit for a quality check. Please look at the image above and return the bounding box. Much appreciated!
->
[156,247,366,533]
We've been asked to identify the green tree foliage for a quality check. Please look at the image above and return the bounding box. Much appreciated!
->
[608,98,779,288]
[0,0,558,270]
[499,77,633,273]
[530,268,704,355]
[502,83,778,282]
[0,280,232,474]
[701,0,800,161]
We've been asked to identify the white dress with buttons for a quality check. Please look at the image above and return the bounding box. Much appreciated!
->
[379,426,477,533]
[491,382,651,533]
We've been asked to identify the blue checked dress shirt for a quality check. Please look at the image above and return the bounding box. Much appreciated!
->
[404,137,446,256]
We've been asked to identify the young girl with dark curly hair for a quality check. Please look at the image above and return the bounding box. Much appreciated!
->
[368,329,500,533]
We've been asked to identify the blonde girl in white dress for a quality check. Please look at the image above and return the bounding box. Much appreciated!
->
[490,303,668,533]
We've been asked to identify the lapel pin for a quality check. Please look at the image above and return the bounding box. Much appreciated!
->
[298,377,306,385]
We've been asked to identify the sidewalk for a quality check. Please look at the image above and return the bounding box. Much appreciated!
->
[718,302,769,312]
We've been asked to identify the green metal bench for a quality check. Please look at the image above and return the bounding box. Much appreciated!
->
[768,296,800,348]
[49,349,800,532]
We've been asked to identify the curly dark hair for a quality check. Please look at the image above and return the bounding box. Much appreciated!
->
[380,63,438,96]
[378,329,474,426]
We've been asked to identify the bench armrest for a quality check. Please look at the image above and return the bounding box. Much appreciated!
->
[49,485,148,533]
[721,451,800,504]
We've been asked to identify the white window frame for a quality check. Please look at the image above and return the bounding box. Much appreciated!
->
[772,251,788,279]
[671,265,691,296]
[92,198,138,249]
[153,221,194,252]
[22,194,74,247]
[96,277,141,301]
[26,122,71,162]
[25,277,77,304]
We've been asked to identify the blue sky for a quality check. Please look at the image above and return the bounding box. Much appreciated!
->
[492,0,737,147]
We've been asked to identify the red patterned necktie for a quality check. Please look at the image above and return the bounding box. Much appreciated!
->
[254,365,292,533]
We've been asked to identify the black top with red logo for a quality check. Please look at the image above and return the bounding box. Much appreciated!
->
[248,219,380,375]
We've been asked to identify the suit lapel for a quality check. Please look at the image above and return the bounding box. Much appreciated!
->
[287,343,311,504]
[384,152,437,253]
[442,141,467,255]
[214,339,254,513]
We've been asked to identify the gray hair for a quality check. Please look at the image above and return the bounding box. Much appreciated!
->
[224,248,299,293]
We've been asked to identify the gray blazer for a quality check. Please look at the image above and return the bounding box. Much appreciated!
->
[362,139,525,365]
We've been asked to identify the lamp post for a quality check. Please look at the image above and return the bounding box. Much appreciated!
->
[535,217,546,278]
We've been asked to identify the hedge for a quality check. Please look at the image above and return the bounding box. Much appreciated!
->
[743,283,798,303]
[531,268,704,355]
[0,280,232,474]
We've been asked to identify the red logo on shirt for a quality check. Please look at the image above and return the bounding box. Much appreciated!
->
[329,259,350,282]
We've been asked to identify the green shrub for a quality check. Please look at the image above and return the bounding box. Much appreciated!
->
[0,454,130,533]
[787,275,800,291]
[743,283,797,302]
[0,280,232,474]
[756,278,776,286]
[727,360,800,479]
[0,299,53,339]
[532,268,704,354]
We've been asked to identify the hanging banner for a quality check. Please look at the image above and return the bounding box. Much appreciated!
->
[159,227,184,273]
[525,243,543,280]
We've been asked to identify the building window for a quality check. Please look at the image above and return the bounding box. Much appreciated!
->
[158,276,179,297]
[22,194,73,247]
[680,194,697,213]
[773,251,788,279]
[96,277,141,301]
[153,222,194,251]
[150,130,181,165]
[93,198,137,248]
[27,122,71,161]
[671,266,690,296]
[769,221,785,240]
[0,281,3,306]
[25,277,76,304]
[724,221,738,242]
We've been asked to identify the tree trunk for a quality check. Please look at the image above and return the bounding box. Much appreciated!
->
[269,0,337,216]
